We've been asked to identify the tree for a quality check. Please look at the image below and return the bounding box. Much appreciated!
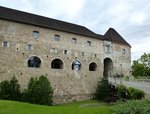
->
[9,76,21,100]
[0,76,21,101]
[132,53,150,78]
[95,78,110,101]
[0,80,10,99]
[38,76,53,105]
[25,75,53,105]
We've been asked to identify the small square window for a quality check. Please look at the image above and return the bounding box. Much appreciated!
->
[87,41,91,46]
[32,31,39,38]
[63,50,67,54]
[27,44,33,50]
[54,35,60,41]
[2,41,9,47]
[122,49,126,54]
[50,48,57,53]
[71,38,77,44]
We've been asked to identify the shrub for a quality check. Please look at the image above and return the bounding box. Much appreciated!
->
[0,76,21,101]
[9,76,21,100]
[24,75,53,105]
[117,85,144,100]
[0,80,10,99]
[38,76,53,105]
[95,78,110,101]
[127,87,144,100]
[117,85,126,99]
[112,99,150,114]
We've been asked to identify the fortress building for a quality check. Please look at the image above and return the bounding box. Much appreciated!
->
[0,6,131,103]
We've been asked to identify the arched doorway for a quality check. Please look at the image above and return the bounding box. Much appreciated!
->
[103,58,113,78]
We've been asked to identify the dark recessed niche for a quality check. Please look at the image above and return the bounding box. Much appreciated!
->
[75,57,77,59]
[67,58,69,59]
[46,74,48,76]
[85,60,86,61]
[22,53,25,55]
[85,75,87,77]
[20,73,22,75]
[47,56,48,57]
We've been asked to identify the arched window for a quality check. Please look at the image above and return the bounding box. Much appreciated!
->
[89,62,97,71]
[28,56,41,68]
[72,60,81,71]
[51,59,63,69]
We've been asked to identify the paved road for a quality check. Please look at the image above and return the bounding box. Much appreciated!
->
[108,77,150,95]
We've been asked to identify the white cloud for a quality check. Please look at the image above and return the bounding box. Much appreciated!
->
[129,12,147,25]
[131,36,150,60]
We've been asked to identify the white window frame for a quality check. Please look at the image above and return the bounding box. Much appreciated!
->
[32,31,40,38]
[71,38,77,44]
[54,34,60,41]
[27,44,33,50]
[87,41,91,47]
[63,50,68,54]
[50,48,57,53]
[2,41,9,48]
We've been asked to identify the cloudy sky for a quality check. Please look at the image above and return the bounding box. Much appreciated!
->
[0,0,150,61]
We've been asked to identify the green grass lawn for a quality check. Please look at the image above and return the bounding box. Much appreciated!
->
[0,100,111,114]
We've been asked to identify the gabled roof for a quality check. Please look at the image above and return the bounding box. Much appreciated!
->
[0,6,101,39]
[0,6,130,47]
[104,28,131,47]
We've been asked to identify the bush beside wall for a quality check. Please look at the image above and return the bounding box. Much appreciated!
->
[0,76,21,101]
[0,75,53,106]
[117,85,145,100]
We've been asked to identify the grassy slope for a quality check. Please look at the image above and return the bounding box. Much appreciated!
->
[0,100,111,114]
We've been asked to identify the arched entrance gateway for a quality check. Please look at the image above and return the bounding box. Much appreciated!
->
[103,58,113,78]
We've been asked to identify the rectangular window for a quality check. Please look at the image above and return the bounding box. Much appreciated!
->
[63,50,67,54]
[87,41,91,46]
[105,45,110,53]
[54,35,60,41]
[50,48,57,53]
[71,38,77,44]
[122,49,126,54]
[2,41,9,47]
[27,44,33,50]
[32,31,39,38]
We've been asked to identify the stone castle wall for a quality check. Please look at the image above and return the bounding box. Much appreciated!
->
[0,19,131,103]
